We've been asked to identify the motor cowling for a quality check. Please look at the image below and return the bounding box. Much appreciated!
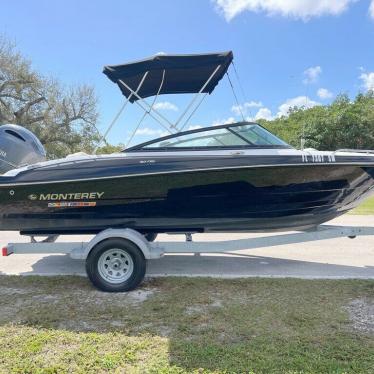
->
[0,124,46,174]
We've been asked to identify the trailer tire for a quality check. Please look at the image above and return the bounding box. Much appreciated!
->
[85,238,146,292]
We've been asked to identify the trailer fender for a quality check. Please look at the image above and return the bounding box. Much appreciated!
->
[70,228,163,260]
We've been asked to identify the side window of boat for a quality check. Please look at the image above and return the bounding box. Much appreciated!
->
[233,125,289,146]
[144,129,248,148]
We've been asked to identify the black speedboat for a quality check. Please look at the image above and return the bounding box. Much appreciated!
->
[1,52,374,236]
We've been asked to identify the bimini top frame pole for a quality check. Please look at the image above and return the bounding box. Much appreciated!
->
[94,71,149,153]
[102,51,234,146]
[174,64,221,132]
[125,70,167,147]
[118,78,176,131]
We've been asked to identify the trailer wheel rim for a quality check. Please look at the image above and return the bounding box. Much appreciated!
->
[98,248,134,284]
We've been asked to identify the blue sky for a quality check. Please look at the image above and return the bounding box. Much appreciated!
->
[1,0,374,146]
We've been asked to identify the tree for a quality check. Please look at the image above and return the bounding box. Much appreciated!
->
[259,91,374,150]
[0,36,100,158]
[95,143,124,154]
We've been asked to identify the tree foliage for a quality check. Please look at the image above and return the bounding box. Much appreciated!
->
[95,144,124,154]
[0,36,100,158]
[259,92,374,150]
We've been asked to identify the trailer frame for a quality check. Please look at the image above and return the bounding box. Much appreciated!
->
[2,224,374,291]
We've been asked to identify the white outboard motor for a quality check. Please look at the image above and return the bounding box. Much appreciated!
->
[0,124,46,174]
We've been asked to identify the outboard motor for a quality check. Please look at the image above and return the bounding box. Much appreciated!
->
[0,124,46,174]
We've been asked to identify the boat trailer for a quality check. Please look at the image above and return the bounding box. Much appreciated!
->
[2,224,374,292]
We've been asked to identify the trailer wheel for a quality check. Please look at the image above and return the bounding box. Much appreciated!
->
[85,238,146,292]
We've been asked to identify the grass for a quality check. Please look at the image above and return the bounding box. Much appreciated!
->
[0,276,373,373]
[350,196,374,215]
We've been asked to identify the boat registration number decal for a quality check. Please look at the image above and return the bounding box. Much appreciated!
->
[48,202,97,208]
[0,148,6,158]
[301,154,336,163]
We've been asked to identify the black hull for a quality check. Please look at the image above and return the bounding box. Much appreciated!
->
[1,163,374,235]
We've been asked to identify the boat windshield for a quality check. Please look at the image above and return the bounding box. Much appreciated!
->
[128,123,290,151]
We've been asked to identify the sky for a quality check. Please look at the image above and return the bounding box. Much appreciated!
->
[1,0,374,146]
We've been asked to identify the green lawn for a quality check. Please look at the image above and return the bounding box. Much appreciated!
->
[351,196,374,215]
[0,276,373,373]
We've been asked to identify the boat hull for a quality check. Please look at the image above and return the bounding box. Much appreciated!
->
[1,163,373,234]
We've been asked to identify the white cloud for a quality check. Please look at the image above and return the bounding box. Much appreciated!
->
[317,88,334,99]
[153,101,178,111]
[360,72,374,91]
[277,96,320,117]
[231,101,263,116]
[370,0,374,19]
[211,117,236,127]
[254,107,274,121]
[135,127,165,136]
[303,66,322,84]
[213,0,355,22]
[187,125,203,130]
